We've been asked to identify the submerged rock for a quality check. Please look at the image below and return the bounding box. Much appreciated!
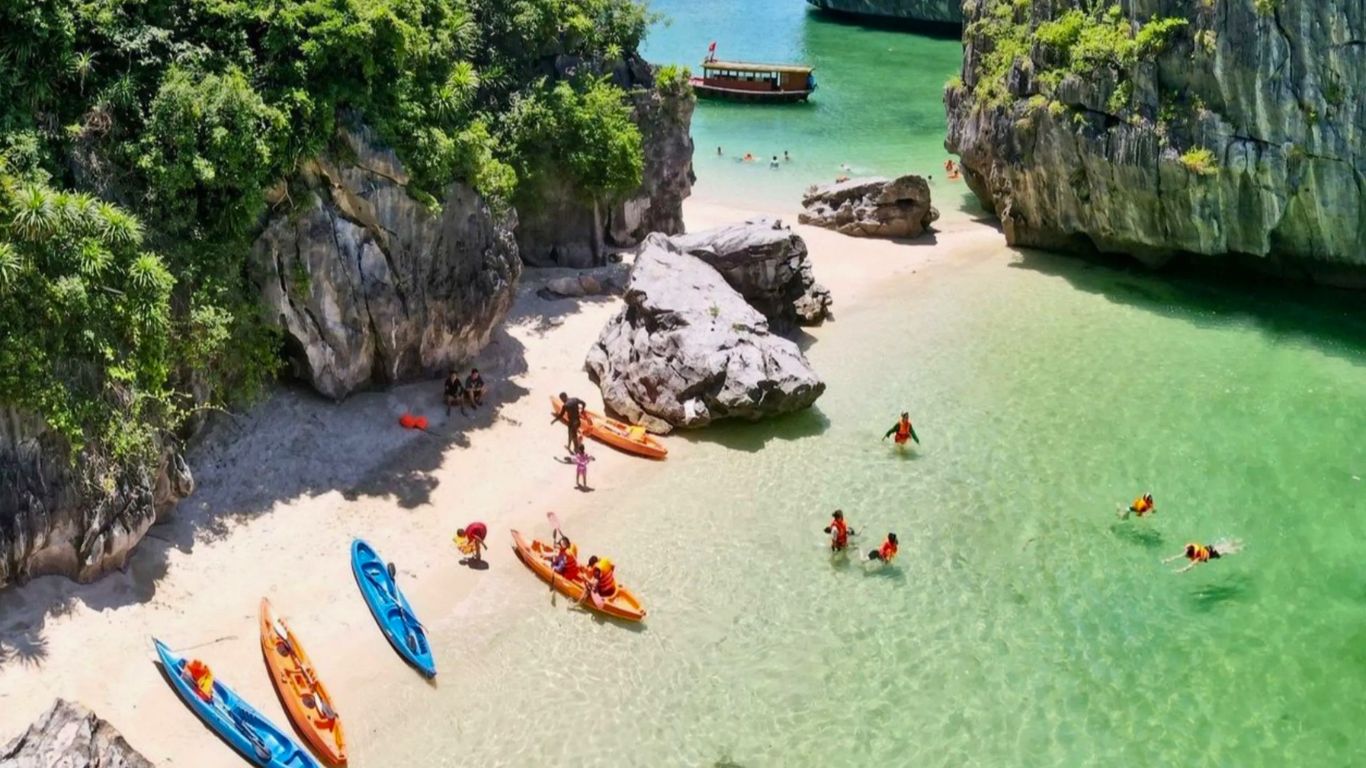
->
[585,235,825,432]
[946,0,1366,287]
[670,218,831,329]
[0,407,192,589]
[0,699,153,767]
[518,55,696,268]
[799,176,938,239]
[252,121,521,400]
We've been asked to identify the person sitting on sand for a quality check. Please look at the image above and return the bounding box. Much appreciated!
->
[465,368,486,409]
[1164,539,1243,574]
[1119,493,1155,519]
[585,555,617,598]
[573,445,594,490]
[454,521,488,564]
[444,370,466,416]
[868,532,899,563]
[882,412,920,446]
[552,533,580,581]
[556,392,587,453]
[824,510,856,553]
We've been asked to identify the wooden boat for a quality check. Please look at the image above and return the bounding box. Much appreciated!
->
[689,59,816,103]
[510,530,646,622]
[259,599,347,766]
[549,395,667,460]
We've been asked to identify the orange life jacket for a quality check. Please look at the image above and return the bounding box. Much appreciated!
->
[1187,543,1210,563]
[594,563,616,597]
[896,418,911,439]
[185,660,214,702]
[830,518,849,546]
[879,540,898,561]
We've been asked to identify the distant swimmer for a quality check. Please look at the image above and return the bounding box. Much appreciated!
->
[743,152,755,162]
[882,412,920,446]
[1118,493,1155,519]
[824,510,856,553]
[945,158,962,181]
[717,146,723,156]
[784,150,791,162]
[867,532,898,563]
[770,155,780,168]
[1163,539,1243,574]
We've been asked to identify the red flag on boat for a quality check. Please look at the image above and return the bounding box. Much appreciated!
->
[707,41,716,61]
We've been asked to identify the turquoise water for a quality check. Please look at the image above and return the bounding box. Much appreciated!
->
[641,0,966,208]
[420,251,1365,767]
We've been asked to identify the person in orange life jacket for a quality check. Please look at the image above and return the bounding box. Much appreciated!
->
[584,555,617,599]
[551,532,580,581]
[882,412,920,445]
[824,510,856,552]
[868,532,898,563]
[1119,493,1155,519]
[1164,538,1243,574]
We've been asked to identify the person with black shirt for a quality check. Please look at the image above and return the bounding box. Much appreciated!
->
[465,368,486,409]
[556,392,586,453]
[444,371,466,416]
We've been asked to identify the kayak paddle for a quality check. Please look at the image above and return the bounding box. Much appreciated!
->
[227,707,272,762]
[370,566,423,655]
[272,618,337,720]
[544,512,605,609]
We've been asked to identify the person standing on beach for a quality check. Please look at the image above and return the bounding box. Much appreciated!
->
[556,392,586,453]
[573,445,594,490]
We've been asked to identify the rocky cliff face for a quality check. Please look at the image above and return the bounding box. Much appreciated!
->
[252,122,521,399]
[1,699,152,767]
[0,408,192,589]
[517,55,696,268]
[946,0,1366,287]
[806,0,962,26]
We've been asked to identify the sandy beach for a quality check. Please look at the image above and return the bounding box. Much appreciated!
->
[0,198,999,765]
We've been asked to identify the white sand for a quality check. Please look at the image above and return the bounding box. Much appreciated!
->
[0,196,1002,764]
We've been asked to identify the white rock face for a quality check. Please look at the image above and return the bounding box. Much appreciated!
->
[0,699,152,768]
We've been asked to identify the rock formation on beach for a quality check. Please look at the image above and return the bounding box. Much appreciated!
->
[946,0,1366,287]
[800,176,938,239]
[585,234,826,432]
[670,218,831,329]
[805,0,962,26]
[517,56,696,269]
[1,409,192,588]
[252,122,521,400]
[0,699,153,767]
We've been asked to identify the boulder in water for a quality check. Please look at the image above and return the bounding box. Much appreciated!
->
[799,175,938,239]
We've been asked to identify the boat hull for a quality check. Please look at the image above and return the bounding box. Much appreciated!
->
[511,530,646,622]
[550,396,667,459]
[690,81,813,103]
[259,599,347,766]
[350,539,437,678]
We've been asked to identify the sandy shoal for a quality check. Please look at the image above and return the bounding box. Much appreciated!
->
[0,197,1003,765]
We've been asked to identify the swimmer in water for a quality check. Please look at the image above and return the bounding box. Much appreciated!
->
[1163,538,1243,573]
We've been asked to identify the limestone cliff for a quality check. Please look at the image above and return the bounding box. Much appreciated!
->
[517,55,696,268]
[1,699,152,767]
[806,0,962,26]
[0,408,191,588]
[252,122,521,400]
[946,0,1366,286]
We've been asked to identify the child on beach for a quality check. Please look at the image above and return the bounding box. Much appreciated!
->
[573,446,594,490]
[454,521,488,565]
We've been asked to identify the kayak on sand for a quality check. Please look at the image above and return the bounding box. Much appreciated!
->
[350,539,436,678]
[153,638,320,768]
[259,598,347,766]
[549,395,667,460]
[510,529,647,622]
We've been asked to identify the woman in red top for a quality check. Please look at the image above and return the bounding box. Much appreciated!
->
[823,510,856,552]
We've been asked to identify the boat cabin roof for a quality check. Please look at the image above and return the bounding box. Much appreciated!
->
[702,60,813,75]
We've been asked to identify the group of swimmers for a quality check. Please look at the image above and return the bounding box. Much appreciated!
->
[1119,493,1245,573]
[824,510,898,564]
[720,146,791,168]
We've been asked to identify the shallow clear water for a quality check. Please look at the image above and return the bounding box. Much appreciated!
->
[641,0,967,208]
[402,252,1365,767]
[362,5,1366,765]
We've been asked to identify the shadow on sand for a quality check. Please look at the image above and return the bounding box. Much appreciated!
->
[0,318,545,670]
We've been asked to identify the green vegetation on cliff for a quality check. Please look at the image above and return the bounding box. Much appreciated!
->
[0,0,654,466]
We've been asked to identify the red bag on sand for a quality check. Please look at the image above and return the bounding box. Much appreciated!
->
[414,416,429,431]
[399,413,416,429]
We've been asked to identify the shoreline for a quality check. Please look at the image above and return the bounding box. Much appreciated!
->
[0,193,1002,764]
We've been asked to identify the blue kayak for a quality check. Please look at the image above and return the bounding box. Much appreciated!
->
[153,639,320,768]
[350,539,437,678]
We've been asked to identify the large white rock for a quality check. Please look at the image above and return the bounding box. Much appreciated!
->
[0,699,152,767]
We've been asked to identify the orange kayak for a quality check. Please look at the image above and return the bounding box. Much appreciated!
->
[259,598,347,766]
[510,530,646,622]
[549,395,667,460]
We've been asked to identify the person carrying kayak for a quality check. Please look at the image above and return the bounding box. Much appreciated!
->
[556,392,587,453]
[585,555,617,599]
[824,510,856,553]
[868,532,899,563]
[551,532,580,581]
[882,412,920,446]
[1120,491,1152,516]
[454,521,488,565]
[1163,538,1243,574]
